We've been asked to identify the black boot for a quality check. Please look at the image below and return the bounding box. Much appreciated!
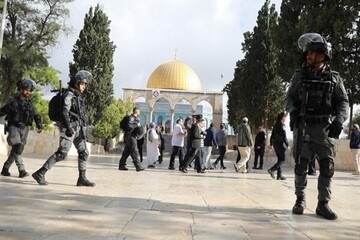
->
[267,168,275,179]
[19,170,29,178]
[77,170,95,187]
[292,197,306,215]
[32,167,48,185]
[276,169,286,180]
[316,201,337,220]
[118,165,128,171]
[212,162,217,169]
[1,166,10,176]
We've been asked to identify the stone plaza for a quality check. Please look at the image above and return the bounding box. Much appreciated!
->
[0,152,359,240]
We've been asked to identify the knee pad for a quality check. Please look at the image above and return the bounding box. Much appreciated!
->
[294,158,309,176]
[319,158,334,178]
[78,149,89,161]
[55,151,67,162]
[11,144,24,155]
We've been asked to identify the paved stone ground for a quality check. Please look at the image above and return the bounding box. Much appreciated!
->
[0,153,359,240]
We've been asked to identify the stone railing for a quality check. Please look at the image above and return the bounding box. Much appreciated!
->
[225,135,355,171]
[0,124,105,157]
[0,125,355,172]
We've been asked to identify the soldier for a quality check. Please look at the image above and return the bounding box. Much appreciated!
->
[286,33,349,220]
[32,70,95,187]
[0,79,43,178]
[118,107,145,172]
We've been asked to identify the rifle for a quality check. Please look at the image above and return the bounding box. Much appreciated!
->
[4,116,8,135]
[50,80,62,94]
[294,83,309,165]
[76,95,88,141]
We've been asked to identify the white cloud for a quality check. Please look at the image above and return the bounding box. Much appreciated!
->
[48,0,283,98]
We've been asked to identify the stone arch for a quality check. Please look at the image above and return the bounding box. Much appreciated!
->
[133,96,149,126]
[196,100,214,129]
[153,97,171,132]
[123,88,223,133]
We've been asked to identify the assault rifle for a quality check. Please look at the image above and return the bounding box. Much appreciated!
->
[50,80,62,94]
[294,83,309,165]
[4,116,8,135]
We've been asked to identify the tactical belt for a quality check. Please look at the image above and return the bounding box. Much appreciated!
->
[8,122,28,129]
[304,116,330,124]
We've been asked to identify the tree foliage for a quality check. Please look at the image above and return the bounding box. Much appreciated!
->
[69,4,116,125]
[0,0,72,103]
[352,110,360,126]
[277,0,360,130]
[30,90,52,131]
[224,0,285,130]
[92,99,133,139]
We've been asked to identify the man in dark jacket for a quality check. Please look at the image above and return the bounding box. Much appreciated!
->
[118,107,145,172]
[180,115,206,173]
[350,124,360,175]
[253,126,266,170]
[1,79,43,178]
[203,123,217,169]
[234,117,254,173]
[156,125,165,164]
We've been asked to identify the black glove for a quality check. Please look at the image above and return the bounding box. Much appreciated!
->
[326,121,342,139]
[290,111,299,131]
[65,128,74,137]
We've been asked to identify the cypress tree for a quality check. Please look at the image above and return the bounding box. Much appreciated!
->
[224,0,285,129]
[69,4,116,125]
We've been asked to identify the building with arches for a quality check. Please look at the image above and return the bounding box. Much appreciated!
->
[123,59,223,133]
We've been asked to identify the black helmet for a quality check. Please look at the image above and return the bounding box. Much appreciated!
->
[16,79,36,91]
[298,33,332,60]
[69,70,92,86]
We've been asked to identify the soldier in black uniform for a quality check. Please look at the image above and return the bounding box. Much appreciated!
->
[286,33,349,220]
[0,79,43,178]
[118,107,145,171]
[32,70,95,187]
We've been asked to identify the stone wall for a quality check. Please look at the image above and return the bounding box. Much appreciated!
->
[0,124,355,172]
[225,135,355,171]
[0,124,104,157]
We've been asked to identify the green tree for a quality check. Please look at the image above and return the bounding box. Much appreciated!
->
[223,60,247,128]
[224,0,284,129]
[352,110,360,126]
[92,99,133,139]
[30,90,52,131]
[69,4,116,125]
[0,0,72,103]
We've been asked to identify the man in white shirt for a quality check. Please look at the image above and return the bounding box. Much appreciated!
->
[169,118,186,170]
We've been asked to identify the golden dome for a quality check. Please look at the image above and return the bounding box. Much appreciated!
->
[147,60,202,91]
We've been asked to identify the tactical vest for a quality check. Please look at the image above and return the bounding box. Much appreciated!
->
[298,69,336,117]
[7,97,35,127]
[66,89,87,126]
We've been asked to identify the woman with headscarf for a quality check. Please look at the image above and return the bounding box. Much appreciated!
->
[146,122,160,168]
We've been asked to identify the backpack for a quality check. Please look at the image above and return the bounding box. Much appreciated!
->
[48,89,66,122]
[120,115,131,132]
